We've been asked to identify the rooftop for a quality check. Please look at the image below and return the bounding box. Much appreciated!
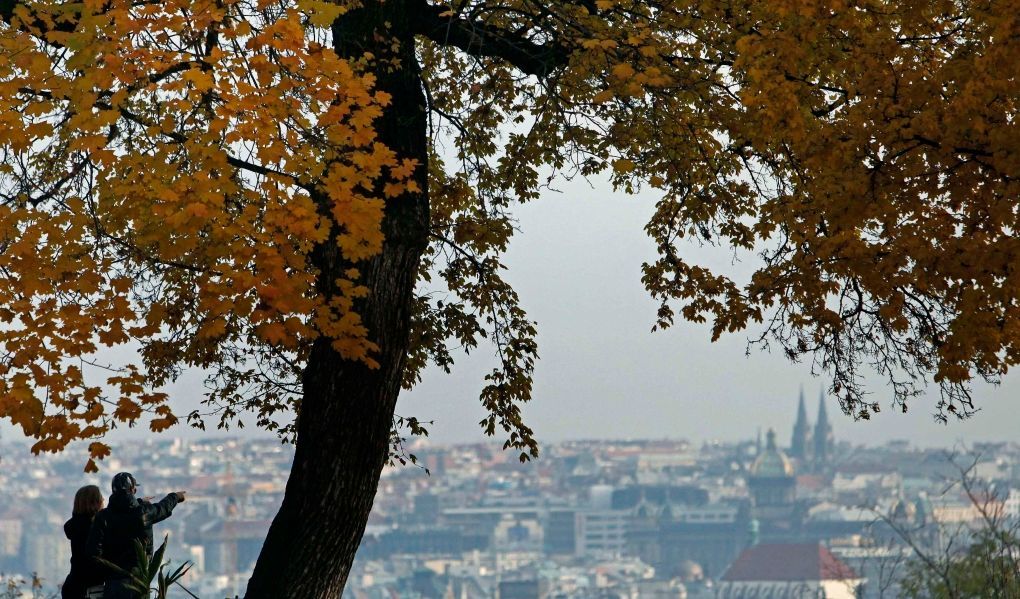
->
[720,543,858,582]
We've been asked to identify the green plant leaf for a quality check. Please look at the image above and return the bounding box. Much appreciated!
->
[149,535,169,581]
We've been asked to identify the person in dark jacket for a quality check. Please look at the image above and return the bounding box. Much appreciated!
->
[86,472,186,599]
[62,485,106,599]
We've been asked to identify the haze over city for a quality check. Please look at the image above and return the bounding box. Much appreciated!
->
[403,180,1020,449]
[5,178,1012,453]
[2,1,1019,597]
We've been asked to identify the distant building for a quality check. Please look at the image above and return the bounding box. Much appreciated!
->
[748,429,796,515]
[22,515,69,589]
[790,389,812,461]
[575,510,628,556]
[0,513,23,562]
[716,543,864,599]
[813,392,834,469]
[611,485,709,509]
[357,526,489,560]
[543,509,577,555]
[625,499,747,578]
[499,578,545,599]
[195,518,273,575]
[787,387,836,472]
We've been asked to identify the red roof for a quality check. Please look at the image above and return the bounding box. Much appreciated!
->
[721,544,858,582]
[796,475,828,491]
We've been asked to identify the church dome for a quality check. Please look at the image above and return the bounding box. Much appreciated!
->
[750,428,795,477]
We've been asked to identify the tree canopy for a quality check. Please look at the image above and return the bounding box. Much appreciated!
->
[0,0,1017,468]
[2,0,1018,595]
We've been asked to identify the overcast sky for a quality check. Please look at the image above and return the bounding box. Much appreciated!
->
[398,176,1020,450]
[3,177,1016,453]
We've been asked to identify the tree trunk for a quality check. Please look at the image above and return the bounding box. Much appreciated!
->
[244,3,428,597]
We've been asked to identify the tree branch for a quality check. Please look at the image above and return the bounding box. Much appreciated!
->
[412,1,569,77]
[0,0,18,22]
[1,0,77,43]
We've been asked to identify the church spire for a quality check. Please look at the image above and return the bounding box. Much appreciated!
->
[791,386,811,460]
[814,387,834,467]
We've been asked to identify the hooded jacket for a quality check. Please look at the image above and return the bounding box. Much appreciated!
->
[85,490,180,579]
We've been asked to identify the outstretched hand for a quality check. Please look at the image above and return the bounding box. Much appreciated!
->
[174,491,187,502]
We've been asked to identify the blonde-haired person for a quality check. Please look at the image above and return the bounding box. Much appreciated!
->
[62,485,105,599]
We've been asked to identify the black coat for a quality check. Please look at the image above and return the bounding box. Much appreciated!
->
[62,514,104,599]
[85,491,180,580]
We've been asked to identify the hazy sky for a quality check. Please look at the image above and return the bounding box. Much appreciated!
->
[3,177,1016,453]
[398,176,1020,450]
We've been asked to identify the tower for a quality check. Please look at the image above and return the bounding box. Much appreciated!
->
[748,429,796,508]
[790,387,811,460]
[813,389,834,467]
[222,463,239,598]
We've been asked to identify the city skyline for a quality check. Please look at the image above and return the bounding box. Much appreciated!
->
[2,428,1014,597]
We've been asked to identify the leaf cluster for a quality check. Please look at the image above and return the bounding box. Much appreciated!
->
[95,535,195,599]
[0,0,410,464]
[2,0,1018,466]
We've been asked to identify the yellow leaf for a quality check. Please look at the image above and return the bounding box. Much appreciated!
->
[297,0,345,27]
[611,63,636,80]
[613,159,636,173]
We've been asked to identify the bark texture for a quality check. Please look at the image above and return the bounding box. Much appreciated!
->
[244,2,429,596]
